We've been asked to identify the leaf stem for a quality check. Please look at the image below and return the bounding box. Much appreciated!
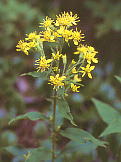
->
[52,90,57,162]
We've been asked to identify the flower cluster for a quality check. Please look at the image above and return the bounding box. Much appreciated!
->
[74,45,98,79]
[16,12,99,93]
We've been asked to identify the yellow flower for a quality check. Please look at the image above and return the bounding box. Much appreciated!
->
[72,67,78,73]
[80,64,95,79]
[35,56,53,72]
[71,83,80,92]
[40,30,55,42]
[74,44,88,54]
[52,67,59,72]
[49,74,66,89]
[84,52,98,64]
[57,26,72,42]
[84,46,98,64]
[74,45,98,64]
[16,40,36,55]
[57,26,65,35]
[62,29,73,42]
[53,31,60,38]
[40,16,54,28]
[52,51,62,60]
[29,41,37,48]
[55,11,79,27]
[72,28,84,45]
[71,59,76,64]
[74,74,81,82]
[23,152,31,160]
[25,31,40,41]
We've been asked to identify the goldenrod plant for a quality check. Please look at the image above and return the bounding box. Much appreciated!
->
[10,12,107,162]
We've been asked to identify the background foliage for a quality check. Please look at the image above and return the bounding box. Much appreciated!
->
[1,0,121,161]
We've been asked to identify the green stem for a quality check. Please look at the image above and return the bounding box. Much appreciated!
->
[52,90,57,162]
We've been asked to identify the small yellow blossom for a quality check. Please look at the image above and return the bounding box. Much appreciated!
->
[52,51,62,60]
[23,152,31,160]
[74,44,88,54]
[55,12,80,27]
[84,46,98,64]
[72,67,78,73]
[53,67,59,71]
[49,74,66,89]
[40,16,54,28]
[84,52,98,64]
[53,31,60,38]
[25,31,40,41]
[16,40,36,55]
[62,29,73,42]
[74,74,81,82]
[74,45,98,64]
[57,26,65,35]
[71,59,76,64]
[40,30,55,42]
[72,28,84,45]
[29,41,37,48]
[57,26,72,42]
[80,64,95,79]
[71,83,80,92]
[35,56,53,72]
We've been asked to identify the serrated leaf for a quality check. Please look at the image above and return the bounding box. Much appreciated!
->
[92,98,120,124]
[21,70,50,79]
[115,75,121,84]
[57,98,76,126]
[100,119,121,137]
[60,128,107,147]
[9,112,48,125]
[26,147,51,162]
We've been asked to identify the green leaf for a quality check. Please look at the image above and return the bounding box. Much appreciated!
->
[57,87,65,97]
[92,98,120,124]
[115,75,121,84]
[64,141,97,154]
[100,119,121,137]
[60,128,107,147]
[9,112,48,125]
[21,71,50,79]
[57,98,76,126]
[92,99,121,137]
[4,146,26,156]
[26,147,51,162]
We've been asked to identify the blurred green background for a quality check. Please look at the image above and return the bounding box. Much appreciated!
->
[1,0,121,161]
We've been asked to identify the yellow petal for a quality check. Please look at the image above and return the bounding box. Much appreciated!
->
[82,72,86,77]
[90,66,95,71]
[88,73,92,79]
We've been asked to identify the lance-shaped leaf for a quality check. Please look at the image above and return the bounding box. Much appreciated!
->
[9,112,48,125]
[115,75,121,84]
[100,119,121,137]
[4,146,26,156]
[60,128,107,147]
[63,141,97,154]
[25,147,51,162]
[57,98,77,126]
[92,98,120,124]
[21,70,51,79]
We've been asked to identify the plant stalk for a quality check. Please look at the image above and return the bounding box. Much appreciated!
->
[52,90,57,162]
